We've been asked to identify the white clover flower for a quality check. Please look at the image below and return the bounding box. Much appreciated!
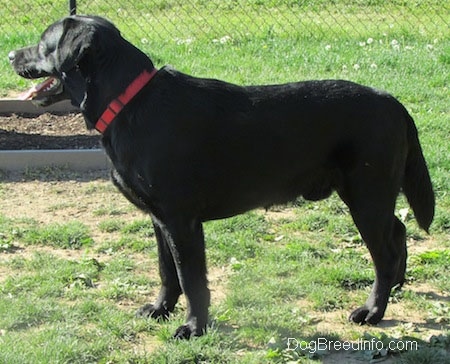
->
[353,64,360,70]
[391,39,400,50]
[175,37,194,45]
[230,257,239,265]
[359,41,366,47]
[325,44,331,50]
[367,37,374,45]
[220,35,232,44]
[399,208,409,222]
[370,63,378,70]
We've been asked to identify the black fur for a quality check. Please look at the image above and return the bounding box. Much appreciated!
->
[10,15,435,339]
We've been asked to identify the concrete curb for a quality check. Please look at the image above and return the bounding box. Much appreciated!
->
[0,99,78,115]
[0,149,110,171]
[0,99,109,172]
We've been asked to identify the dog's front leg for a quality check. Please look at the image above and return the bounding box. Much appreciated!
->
[136,221,182,320]
[158,217,210,339]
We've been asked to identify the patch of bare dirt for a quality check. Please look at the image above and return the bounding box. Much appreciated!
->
[0,112,99,149]
[0,171,136,241]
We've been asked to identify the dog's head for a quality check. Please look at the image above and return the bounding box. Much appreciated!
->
[9,15,122,108]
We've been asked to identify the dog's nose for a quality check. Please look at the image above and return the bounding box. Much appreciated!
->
[8,51,15,62]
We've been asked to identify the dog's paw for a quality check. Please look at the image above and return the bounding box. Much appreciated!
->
[349,305,383,325]
[173,324,193,340]
[173,323,206,340]
[136,303,170,320]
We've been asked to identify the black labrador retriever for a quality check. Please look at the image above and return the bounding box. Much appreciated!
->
[9,15,435,339]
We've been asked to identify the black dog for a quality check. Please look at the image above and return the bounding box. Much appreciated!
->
[9,15,434,339]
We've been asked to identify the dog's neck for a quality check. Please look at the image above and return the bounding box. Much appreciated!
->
[75,36,157,131]
[94,68,158,133]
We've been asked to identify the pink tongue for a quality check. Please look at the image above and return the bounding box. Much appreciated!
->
[17,78,56,100]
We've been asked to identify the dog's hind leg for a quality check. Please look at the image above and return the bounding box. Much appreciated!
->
[136,222,182,320]
[348,212,407,324]
[337,172,405,325]
[391,216,407,289]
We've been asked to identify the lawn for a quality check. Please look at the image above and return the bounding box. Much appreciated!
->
[0,1,449,363]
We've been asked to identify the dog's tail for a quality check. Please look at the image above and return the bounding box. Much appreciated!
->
[402,110,435,233]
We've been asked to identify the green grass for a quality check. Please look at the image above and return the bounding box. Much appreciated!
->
[0,216,93,249]
[0,0,449,362]
[1,1,448,93]
[0,191,449,362]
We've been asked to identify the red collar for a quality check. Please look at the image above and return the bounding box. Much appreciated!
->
[95,68,158,133]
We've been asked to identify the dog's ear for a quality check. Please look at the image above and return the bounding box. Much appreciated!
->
[56,17,95,73]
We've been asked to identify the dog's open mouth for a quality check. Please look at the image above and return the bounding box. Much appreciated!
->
[18,77,63,104]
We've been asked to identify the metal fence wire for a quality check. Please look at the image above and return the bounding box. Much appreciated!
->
[1,1,448,45]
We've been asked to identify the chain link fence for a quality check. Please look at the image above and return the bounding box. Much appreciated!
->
[0,1,448,45]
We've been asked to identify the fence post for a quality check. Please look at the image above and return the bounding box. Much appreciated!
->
[69,0,76,15]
